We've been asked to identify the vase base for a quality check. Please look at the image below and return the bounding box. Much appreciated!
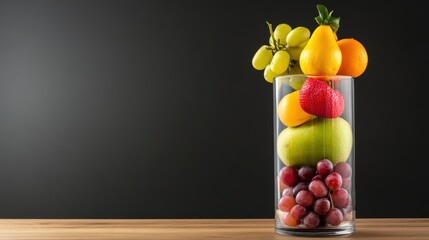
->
[275,225,355,237]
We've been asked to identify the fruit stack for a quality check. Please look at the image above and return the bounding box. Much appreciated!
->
[251,4,368,230]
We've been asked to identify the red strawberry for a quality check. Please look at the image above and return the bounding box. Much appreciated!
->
[299,78,344,118]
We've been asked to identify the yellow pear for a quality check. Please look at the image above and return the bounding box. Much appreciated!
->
[300,25,342,76]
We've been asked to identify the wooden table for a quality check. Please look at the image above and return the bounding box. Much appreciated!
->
[0,219,428,239]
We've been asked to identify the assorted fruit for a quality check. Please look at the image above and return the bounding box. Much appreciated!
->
[251,4,369,230]
[251,4,368,81]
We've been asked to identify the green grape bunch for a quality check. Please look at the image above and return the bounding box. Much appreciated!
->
[252,22,311,83]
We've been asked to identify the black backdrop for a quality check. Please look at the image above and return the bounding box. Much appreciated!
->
[0,0,427,218]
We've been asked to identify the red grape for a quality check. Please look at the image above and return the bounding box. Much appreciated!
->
[308,179,328,198]
[316,159,333,176]
[282,187,293,197]
[341,205,353,221]
[277,176,288,192]
[334,162,352,178]
[278,196,296,212]
[313,197,330,215]
[344,192,352,207]
[283,213,300,227]
[290,204,307,220]
[331,188,349,208]
[325,208,343,226]
[292,182,308,197]
[340,205,352,216]
[325,172,342,190]
[279,166,298,187]
[341,177,351,190]
[295,190,314,207]
[298,166,315,182]
[303,211,320,228]
[312,174,324,181]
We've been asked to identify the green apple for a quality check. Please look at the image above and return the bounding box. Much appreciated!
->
[277,117,353,167]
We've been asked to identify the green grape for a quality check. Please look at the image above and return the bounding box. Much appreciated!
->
[286,26,310,47]
[289,69,306,90]
[252,45,273,70]
[290,78,305,90]
[273,23,292,45]
[270,50,290,74]
[298,39,309,48]
[286,46,304,60]
[264,64,279,83]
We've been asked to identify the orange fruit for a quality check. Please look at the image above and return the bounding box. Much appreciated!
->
[337,38,368,78]
[278,90,313,127]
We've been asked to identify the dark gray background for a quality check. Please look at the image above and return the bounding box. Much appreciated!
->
[0,0,426,218]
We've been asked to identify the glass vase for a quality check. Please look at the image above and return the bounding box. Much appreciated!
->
[274,74,355,237]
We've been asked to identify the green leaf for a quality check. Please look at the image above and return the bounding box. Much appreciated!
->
[329,17,340,32]
[317,4,329,19]
[315,16,323,25]
[314,4,341,32]
[330,17,340,26]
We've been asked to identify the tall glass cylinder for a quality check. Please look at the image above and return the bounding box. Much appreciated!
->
[274,75,355,237]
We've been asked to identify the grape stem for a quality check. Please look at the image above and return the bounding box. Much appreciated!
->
[328,191,334,208]
[266,21,279,52]
[287,60,297,74]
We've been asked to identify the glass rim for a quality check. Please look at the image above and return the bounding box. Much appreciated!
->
[274,74,353,81]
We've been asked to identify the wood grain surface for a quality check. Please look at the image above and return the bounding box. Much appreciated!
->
[0,219,428,239]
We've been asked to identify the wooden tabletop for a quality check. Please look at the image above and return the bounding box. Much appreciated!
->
[0,219,428,240]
